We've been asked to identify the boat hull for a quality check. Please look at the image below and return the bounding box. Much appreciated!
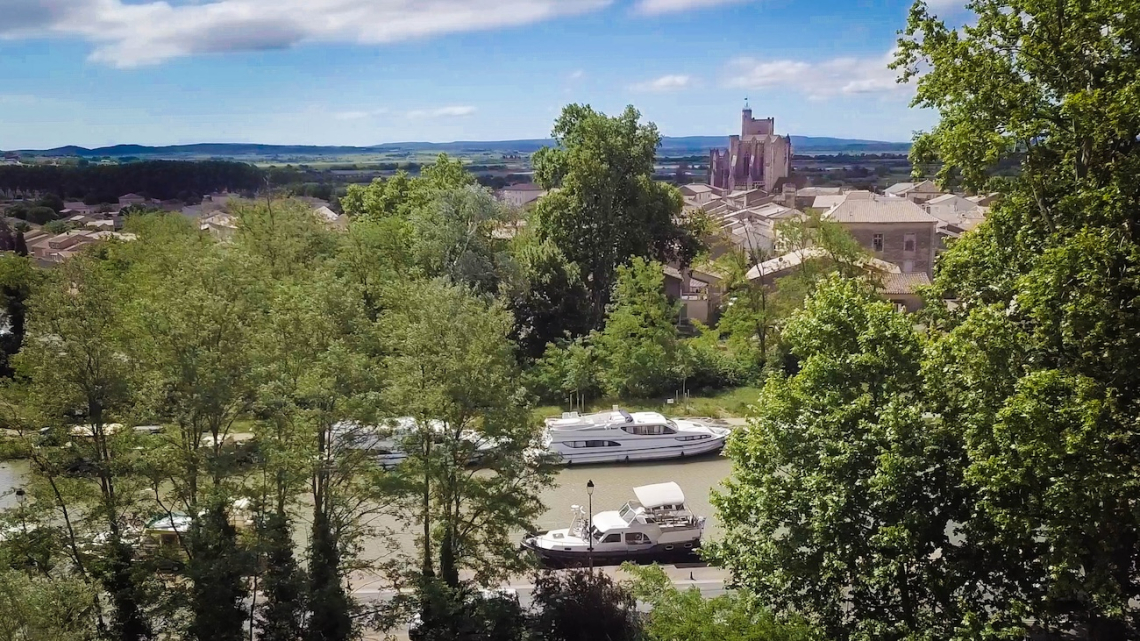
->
[522,537,703,568]
[552,437,726,465]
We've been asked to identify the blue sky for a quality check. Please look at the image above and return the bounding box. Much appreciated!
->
[0,0,962,149]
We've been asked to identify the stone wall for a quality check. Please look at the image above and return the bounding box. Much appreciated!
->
[841,222,938,276]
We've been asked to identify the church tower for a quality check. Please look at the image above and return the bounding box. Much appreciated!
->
[708,102,792,193]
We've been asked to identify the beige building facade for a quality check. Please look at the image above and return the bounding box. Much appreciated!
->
[824,194,941,277]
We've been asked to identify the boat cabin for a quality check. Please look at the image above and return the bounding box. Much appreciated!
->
[582,482,702,544]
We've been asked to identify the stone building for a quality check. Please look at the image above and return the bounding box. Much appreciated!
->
[708,104,792,194]
[824,193,941,277]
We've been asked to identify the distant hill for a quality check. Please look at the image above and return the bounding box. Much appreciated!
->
[10,135,909,158]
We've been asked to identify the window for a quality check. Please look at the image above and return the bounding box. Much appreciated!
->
[602,533,621,544]
[565,440,620,448]
[619,504,638,523]
[872,233,884,252]
[903,260,915,274]
[676,435,711,442]
[903,233,916,253]
[622,424,676,436]
[625,532,650,544]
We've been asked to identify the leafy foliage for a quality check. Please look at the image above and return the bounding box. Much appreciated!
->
[710,277,972,640]
[891,0,1140,636]
[532,104,700,328]
[380,279,554,587]
[626,564,817,641]
[592,258,682,397]
[528,570,644,641]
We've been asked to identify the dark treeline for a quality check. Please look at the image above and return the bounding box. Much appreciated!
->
[0,160,265,203]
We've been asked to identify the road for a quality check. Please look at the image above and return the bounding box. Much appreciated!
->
[353,563,730,639]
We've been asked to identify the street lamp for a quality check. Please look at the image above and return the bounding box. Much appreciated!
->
[586,479,594,571]
[15,488,27,537]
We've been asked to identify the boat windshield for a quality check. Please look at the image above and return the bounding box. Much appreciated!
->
[618,503,638,524]
[665,419,679,430]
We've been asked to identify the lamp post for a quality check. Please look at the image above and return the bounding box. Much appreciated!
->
[586,479,594,572]
[15,488,26,535]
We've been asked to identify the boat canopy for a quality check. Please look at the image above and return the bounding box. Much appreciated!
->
[146,513,192,533]
[633,482,686,509]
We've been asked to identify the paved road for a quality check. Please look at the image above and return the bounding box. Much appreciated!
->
[354,564,730,639]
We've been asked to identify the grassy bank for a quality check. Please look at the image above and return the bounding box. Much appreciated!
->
[533,386,761,421]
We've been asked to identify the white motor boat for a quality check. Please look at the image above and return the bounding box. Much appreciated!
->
[332,418,498,467]
[543,408,730,464]
[522,481,705,567]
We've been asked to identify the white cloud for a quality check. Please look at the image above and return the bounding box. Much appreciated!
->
[568,70,585,81]
[333,108,388,121]
[723,51,906,100]
[0,0,613,67]
[629,74,694,92]
[406,106,477,119]
[634,0,750,15]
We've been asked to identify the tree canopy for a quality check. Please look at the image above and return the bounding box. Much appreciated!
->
[893,0,1140,636]
[532,104,701,328]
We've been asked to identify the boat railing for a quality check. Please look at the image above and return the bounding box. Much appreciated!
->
[642,509,701,528]
[567,505,588,538]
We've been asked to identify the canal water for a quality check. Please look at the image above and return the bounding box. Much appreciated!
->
[0,454,735,556]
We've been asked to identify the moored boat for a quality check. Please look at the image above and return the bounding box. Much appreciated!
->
[544,408,730,464]
[332,418,499,467]
[522,481,705,567]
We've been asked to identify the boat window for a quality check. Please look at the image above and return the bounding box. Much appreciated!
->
[566,440,620,448]
[625,532,649,544]
[621,424,676,436]
[618,504,637,523]
[602,533,621,544]
[675,435,711,442]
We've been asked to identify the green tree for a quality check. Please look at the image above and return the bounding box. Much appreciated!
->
[410,186,513,294]
[625,564,817,641]
[0,570,97,641]
[529,570,643,641]
[340,154,475,223]
[254,512,306,641]
[244,209,386,641]
[186,504,250,641]
[715,212,869,373]
[36,193,65,213]
[380,279,554,588]
[505,235,592,361]
[120,221,259,641]
[894,0,1140,636]
[42,220,72,235]
[532,104,700,328]
[13,256,155,641]
[530,337,598,408]
[592,257,681,397]
[0,254,37,378]
[708,277,972,640]
[407,579,528,641]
